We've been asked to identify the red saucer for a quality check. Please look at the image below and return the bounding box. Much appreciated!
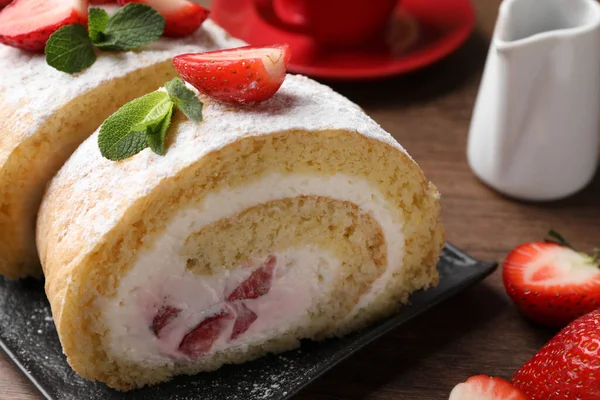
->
[211,0,476,80]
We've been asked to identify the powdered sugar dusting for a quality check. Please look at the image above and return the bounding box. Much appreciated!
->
[40,74,410,273]
[0,16,245,142]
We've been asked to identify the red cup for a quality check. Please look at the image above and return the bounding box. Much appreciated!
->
[257,0,398,47]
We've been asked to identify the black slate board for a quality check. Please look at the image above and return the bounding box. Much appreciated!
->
[0,243,496,400]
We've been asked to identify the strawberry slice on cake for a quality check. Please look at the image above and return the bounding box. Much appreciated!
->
[173,44,291,104]
[117,0,210,37]
[0,0,88,51]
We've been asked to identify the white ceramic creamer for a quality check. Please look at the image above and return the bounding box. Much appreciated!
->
[467,0,600,201]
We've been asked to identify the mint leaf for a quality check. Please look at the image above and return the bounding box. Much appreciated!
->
[94,3,165,51]
[147,103,174,155]
[101,130,149,161]
[165,78,204,123]
[131,96,173,131]
[88,8,109,42]
[45,24,96,74]
[98,91,171,161]
[98,80,204,161]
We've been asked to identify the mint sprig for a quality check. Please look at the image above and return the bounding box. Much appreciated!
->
[88,8,109,43]
[94,4,165,51]
[147,104,174,155]
[45,4,164,74]
[45,24,96,75]
[131,95,173,132]
[165,78,204,122]
[98,79,204,161]
[98,91,168,160]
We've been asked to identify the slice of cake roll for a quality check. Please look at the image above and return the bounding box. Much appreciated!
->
[0,16,244,278]
[37,75,444,390]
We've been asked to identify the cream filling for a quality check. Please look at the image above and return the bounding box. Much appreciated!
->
[109,248,340,364]
[101,172,405,364]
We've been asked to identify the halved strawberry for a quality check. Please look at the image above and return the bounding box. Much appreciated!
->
[117,0,209,37]
[0,0,13,9]
[230,302,257,341]
[173,44,291,105]
[0,0,88,51]
[503,231,600,328]
[178,310,231,358]
[151,305,181,336]
[449,375,527,400]
[227,256,277,301]
[512,309,600,399]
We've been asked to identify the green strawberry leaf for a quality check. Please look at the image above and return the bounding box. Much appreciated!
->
[98,91,172,161]
[45,24,96,74]
[93,3,165,51]
[165,78,204,122]
[88,8,109,42]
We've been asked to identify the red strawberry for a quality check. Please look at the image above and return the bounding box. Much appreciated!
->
[503,231,600,328]
[0,0,13,9]
[151,305,181,336]
[0,0,88,51]
[230,302,258,341]
[227,256,277,301]
[178,310,231,358]
[90,0,114,3]
[449,375,527,400]
[117,0,209,37]
[173,44,291,105]
[512,309,600,399]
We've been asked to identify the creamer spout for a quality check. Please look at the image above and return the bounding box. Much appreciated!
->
[466,0,600,201]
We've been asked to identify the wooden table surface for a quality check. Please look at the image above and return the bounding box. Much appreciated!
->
[2,1,600,399]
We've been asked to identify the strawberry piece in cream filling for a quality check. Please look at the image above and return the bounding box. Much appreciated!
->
[227,256,276,301]
[230,302,258,341]
[178,310,232,358]
[152,306,182,336]
[149,255,278,359]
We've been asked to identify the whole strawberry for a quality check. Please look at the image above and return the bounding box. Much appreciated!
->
[512,309,600,399]
[503,230,600,328]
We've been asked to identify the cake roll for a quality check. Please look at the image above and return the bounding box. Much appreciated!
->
[37,75,445,390]
[0,11,244,278]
